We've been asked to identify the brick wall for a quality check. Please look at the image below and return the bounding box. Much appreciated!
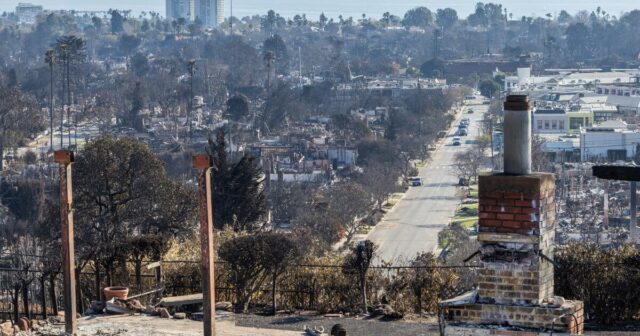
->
[478,260,554,305]
[478,173,556,236]
[476,173,556,306]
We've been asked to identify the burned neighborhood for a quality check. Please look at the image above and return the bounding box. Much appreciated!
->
[2,1,640,336]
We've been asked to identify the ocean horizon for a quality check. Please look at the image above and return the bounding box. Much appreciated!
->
[2,0,638,20]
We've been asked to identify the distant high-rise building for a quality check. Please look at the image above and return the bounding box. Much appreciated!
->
[15,3,43,24]
[166,0,194,21]
[194,0,224,28]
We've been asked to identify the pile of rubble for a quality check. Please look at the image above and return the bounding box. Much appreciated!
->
[87,296,234,321]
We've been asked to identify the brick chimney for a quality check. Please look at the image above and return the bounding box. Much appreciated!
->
[443,95,584,335]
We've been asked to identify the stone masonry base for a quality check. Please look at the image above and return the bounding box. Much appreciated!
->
[444,325,574,336]
[446,300,584,334]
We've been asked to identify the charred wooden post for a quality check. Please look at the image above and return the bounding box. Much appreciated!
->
[49,273,58,316]
[40,275,47,319]
[155,263,163,301]
[22,280,30,319]
[193,154,216,336]
[54,150,77,335]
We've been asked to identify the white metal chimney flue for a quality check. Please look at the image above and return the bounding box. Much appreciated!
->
[503,94,531,175]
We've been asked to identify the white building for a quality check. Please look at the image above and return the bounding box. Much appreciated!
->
[194,0,224,28]
[596,83,640,97]
[533,108,567,134]
[580,120,640,162]
[166,0,194,21]
[539,134,578,163]
[506,68,640,92]
[15,3,43,24]
[606,95,640,115]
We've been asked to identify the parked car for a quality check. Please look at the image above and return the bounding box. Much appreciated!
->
[409,177,423,186]
[452,137,461,146]
[467,108,474,114]
[459,129,468,136]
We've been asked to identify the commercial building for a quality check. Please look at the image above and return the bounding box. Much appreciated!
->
[533,108,567,134]
[194,0,224,28]
[580,120,640,162]
[166,0,224,27]
[506,67,640,92]
[566,109,593,132]
[165,0,193,21]
[15,3,43,24]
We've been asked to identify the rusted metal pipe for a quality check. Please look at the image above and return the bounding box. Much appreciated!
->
[54,150,77,335]
[193,154,216,336]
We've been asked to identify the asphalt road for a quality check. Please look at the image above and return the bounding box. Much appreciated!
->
[367,96,489,264]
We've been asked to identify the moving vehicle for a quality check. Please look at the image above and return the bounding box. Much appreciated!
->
[452,137,461,146]
[467,108,474,114]
[409,177,423,186]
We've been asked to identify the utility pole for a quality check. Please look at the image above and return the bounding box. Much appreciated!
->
[603,179,609,229]
[54,150,77,336]
[65,48,72,149]
[187,60,196,142]
[489,118,494,169]
[298,46,303,89]
[59,44,67,149]
[193,155,216,336]
[229,0,233,33]
[45,49,55,153]
[433,29,440,59]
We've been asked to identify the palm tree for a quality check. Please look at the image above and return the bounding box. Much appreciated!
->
[45,49,55,152]
[54,35,86,149]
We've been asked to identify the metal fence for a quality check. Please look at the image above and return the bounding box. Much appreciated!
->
[0,267,63,321]
[0,255,478,323]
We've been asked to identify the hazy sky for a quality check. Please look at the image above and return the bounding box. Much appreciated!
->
[2,1,638,19]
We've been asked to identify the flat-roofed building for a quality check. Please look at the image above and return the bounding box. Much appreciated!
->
[580,120,640,162]
[194,0,224,28]
[16,3,42,24]
[533,108,567,134]
[166,0,193,21]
